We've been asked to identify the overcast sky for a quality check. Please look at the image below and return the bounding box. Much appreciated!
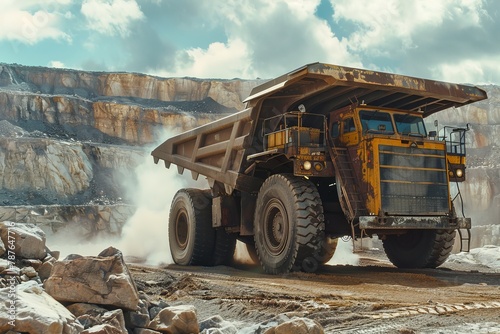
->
[1,0,499,84]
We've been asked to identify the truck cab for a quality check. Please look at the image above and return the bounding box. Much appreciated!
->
[329,105,467,226]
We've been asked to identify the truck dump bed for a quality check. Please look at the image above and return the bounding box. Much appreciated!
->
[152,62,487,193]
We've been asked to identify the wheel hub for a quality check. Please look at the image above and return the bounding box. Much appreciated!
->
[263,199,289,256]
[272,213,284,243]
[175,210,189,250]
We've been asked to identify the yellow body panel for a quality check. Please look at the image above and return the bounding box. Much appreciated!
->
[362,138,450,216]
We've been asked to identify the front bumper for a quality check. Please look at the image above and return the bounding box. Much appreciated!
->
[359,216,471,230]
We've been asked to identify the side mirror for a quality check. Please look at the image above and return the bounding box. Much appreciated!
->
[428,131,437,138]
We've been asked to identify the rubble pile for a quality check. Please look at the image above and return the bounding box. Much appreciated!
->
[0,222,324,334]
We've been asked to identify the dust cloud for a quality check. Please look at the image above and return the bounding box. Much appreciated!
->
[46,226,120,259]
[47,129,206,264]
[117,131,207,265]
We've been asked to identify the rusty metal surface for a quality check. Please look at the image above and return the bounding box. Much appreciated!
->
[359,216,471,229]
[151,107,260,194]
[244,63,487,118]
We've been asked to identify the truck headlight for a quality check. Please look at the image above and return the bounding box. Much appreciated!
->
[303,161,312,170]
[314,162,324,171]
[456,168,463,178]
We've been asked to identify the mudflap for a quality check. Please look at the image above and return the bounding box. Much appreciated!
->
[458,228,471,252]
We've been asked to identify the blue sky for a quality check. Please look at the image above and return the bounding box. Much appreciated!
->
[1,0,499,84]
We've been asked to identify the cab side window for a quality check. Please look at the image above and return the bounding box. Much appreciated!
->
[343,117,356,133]
[331,122,339,138]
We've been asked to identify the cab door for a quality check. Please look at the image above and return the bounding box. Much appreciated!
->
[340,116,359,147]
[328,109,360,147]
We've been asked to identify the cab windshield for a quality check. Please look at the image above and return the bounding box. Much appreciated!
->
[359,110,394,134]
[393,114,427,137]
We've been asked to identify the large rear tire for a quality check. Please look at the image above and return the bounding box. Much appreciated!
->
[169,189,215,266]
[382,229,456,269]
[212,229,237,266]
[254,174,325,274]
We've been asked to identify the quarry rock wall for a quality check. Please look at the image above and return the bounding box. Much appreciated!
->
[0,63,498,246]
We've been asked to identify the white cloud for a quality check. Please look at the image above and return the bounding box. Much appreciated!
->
[0,1,72,44]
[80,0,145,37]
[157,38,255,79]
[433,57,500,85]
[48,60,65,68]
[331,0,488,54]
[158,0,360,79]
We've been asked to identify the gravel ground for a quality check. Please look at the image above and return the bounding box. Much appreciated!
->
[128,249,500,334]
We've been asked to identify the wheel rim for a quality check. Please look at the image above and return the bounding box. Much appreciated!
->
[175,208,189,250]
[263,199,289,256]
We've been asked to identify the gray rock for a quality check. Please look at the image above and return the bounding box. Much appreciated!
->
[50,250,61,260]
[200,315,238,334]
[148,305,199,334]
[100,309,127,333]
[68,304,127,333]
[20,266,38,278]
[67,303,109,318]
[77,314,99,329]
[148,306,163,320]
[263,317,324,334]
[0,222,46,259]
[125,310,150,328]
[38,260,54,281]
[0,281,84,334]
[81,323,126,334]
[44,248,140,310]
[98,246,122,257]
[20,259,43,271]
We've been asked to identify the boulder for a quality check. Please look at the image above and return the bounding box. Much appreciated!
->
[81,323,126,334]
[20,266,38,278]
[148,305,199,334]
[66,303,108,329]
[44,247,139,310]
[38,260,55,281]
[0,222,46,259]
[199,315,238,333]
[21,259,43,271]
[125,310,150,328]
[0,281,84,334]
[100,309,127,333]
[263,317,324,334]
[67,303,109,318]
[67,304,127,333]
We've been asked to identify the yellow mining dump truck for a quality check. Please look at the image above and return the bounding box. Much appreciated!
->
[152,63,487,274]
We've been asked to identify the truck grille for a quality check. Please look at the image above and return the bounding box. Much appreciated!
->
[379,145,449,215]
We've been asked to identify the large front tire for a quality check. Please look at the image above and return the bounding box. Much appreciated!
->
[254,174,325,274]
[382,229,456,268]
[169,189,215,266]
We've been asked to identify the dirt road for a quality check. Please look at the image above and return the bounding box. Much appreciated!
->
[129,249,500,333]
